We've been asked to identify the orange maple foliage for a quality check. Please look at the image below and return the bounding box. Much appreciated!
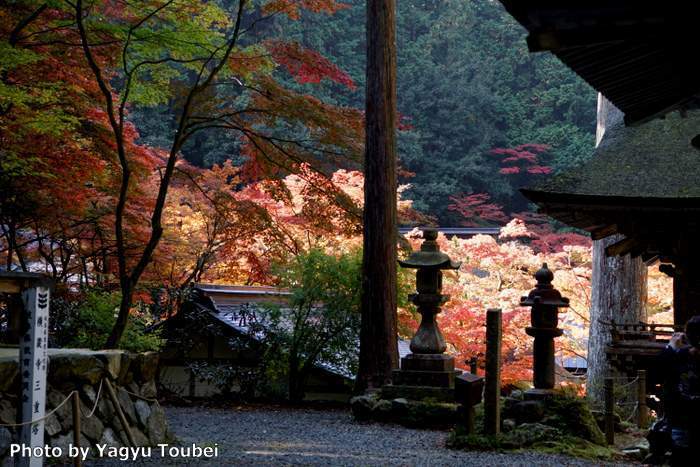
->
[399,220,594,386]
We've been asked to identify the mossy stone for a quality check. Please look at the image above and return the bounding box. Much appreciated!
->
[542,394,605,445]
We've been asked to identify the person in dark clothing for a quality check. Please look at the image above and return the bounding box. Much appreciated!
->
[646,330,686,464]
[664,316,700,466]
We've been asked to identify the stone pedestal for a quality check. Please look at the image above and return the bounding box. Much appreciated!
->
[392,354,459,388]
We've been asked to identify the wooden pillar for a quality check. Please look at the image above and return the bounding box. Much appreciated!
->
[357,0,399,391]
[672,234,700,326]
[484,308,502,435]
[604,376,615,445]
[637,369,648,428]
[469,357,478,374]
[587,95,648,402]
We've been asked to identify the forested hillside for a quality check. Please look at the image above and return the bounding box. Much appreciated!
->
[133,0,596,225]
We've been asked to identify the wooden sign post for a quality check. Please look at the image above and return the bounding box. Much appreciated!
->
[1,272,51,467]
[20,285,50,467]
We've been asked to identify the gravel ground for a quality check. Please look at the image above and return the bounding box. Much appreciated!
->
[90,405,635,466]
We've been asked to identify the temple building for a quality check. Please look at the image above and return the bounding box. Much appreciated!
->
[522,110,700,326]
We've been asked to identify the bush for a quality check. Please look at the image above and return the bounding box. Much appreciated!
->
[257,248,362,402]
[60,290,163,352]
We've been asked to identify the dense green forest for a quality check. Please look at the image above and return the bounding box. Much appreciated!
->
[133,0,596,225]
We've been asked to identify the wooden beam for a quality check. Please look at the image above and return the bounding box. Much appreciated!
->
[642,254,659,265]
[605,237,644,257]
[591,224,618,240]
[527,22,664,53]
[0,279,20,294]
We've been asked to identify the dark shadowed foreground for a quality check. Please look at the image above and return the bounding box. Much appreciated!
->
[91,405,633,466]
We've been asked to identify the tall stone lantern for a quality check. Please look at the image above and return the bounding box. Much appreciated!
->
[520,263,569,398]
[394,228,461,388]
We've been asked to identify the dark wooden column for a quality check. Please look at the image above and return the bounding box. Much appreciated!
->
[357,0,399,391]
[672,232,700,326]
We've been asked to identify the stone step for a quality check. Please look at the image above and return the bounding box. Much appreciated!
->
[400,354,455,372]
[380,384,456,403]
[391,369,460,389]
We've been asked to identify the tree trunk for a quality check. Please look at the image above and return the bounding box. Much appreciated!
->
[357,0,398,392]
[288,354,306,403]
[586,95,648,401]
[105,286,133,348]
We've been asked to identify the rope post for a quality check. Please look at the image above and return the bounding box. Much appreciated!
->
[469,357,478,375]
[104,379,136,447]
[637,370,648,428]
[72,391,81,467]
[484,308,502,435]
[604,376,615,445]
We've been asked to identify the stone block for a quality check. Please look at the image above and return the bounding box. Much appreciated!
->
[97,399,115,421]
[146,404,168,445]
[132,427,150,447]
[47,390,73,429]
[134,399,151,428]
[392,369,458,388]
[510,400,545,424]
[95,350,125,380]
[117,353,133,385]
[140,381,157,399]
[134,352,159,383]
[44,413,62,437]
[49,350,104,385]
[51,432,90,459]
[0,427,11,457]
[381,384,455,402]
[83,385,98,406]
[502,418,516,433]
[350,393,379,420]
[0,359,18,393]
[400,354,455,372]
[80,407,105,442]
[400,399,460,428]
[116,386,137,424]
[99,427,121,448]
[0,400,15,425]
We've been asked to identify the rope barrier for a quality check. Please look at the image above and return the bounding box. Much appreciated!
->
[624,404,639,422]
[84,378,104,418]
[617,377,640,389]
[120,387,157,403]
[0,390,76,428]
[0,378,105,428]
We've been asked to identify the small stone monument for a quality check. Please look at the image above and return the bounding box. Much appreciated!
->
[520,263,569,399]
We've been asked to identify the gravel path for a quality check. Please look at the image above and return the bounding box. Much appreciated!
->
[90,405,634,466]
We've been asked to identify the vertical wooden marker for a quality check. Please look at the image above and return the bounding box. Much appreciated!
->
[484,308,502,435]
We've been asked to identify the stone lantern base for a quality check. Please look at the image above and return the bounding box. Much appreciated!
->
[524,388,558,400]
[391,353,460,389]
[351,353,483,430]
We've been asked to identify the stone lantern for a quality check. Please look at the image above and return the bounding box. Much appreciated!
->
[520,263,569,397]
[395,228,461,388]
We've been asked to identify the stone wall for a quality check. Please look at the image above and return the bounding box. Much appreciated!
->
[0,348,173,462]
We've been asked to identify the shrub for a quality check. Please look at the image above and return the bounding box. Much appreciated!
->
[257,248,362,402]
[61,290,163,352]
